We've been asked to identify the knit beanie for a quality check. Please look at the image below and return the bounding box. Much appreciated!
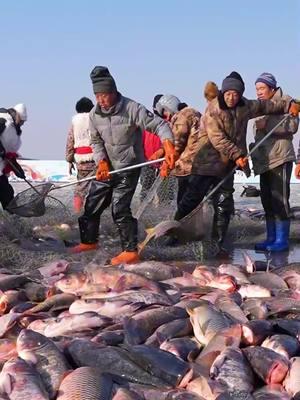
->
[255,72,277,89]
[90,66,117,94]
[221,71,245,96]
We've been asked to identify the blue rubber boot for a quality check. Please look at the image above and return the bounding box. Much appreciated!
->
[266,220,290,252]
[255,219,276,251]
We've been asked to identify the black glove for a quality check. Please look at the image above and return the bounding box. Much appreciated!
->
[6,158,25,179]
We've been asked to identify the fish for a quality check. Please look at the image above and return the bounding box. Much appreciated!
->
[145,318,193,346]
[24,293,76,314]
[210,347,254,393]
[117,261,182,281]
[124,306,187,345]
[159,337,201,361]
[252,385,291,399]
[0,338,18,363]
[243,346,290,385]
[0,290,28,314]
[41,312,112,337]
[283,356,300,397]
[138,220,181,253]
[123,344,192,387]
[69,299,144,320]
[91,330,124,346]
[194,324,242,376]
[56,267,166,296]
[66,339,170,387]
[215,294,248,324]
[0,357,49,400]
[56,367,113,400]
[112,388,144,400]
[261,334,300,359]
[16,329,70,399]
[248,272,288,290]
[187,301,232,345]
[241,320,273,346]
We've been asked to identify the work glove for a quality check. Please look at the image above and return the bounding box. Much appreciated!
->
[162,139,178,170]
[295,164,300,180]
[7,158,26,179]
[96,160,111,181]
[159,161,170,178]
[235,156,248,169]
[289,102,300,117]
[148,148,165,161]
[68,162,75,175]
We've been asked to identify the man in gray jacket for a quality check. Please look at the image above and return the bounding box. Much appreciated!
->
[70,66,176,265]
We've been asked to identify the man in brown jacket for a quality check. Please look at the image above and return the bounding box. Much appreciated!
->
[151,94,202,205]
[176,71,299,254]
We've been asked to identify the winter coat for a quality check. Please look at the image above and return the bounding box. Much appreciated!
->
[142,130,162,160]
[250,88,298,175]
[191,94,291,177]
[172,107,202,176]
[0,108,22,176]
[89,93,173,170]
[65,113,95,171]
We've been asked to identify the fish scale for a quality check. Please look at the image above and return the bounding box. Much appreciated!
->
[57,367,113,400]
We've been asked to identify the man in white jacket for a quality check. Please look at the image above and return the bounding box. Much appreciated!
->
[0,104,27,210]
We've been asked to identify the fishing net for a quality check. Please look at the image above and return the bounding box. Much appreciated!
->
[5,182,68,217]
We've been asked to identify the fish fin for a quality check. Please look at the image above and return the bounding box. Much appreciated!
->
[19,350,38,365]
[0,300,7,315]
[187,348,201,362]
[131,302,146,312]
[242,250,255,274]
[0,372,13,395]
[112,276,127,293]
[145,227,155,236]
[156,332,166,345]
[186,307,194,316]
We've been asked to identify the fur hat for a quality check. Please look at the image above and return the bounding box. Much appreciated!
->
[13,104,27,121]
[204,81,219,102]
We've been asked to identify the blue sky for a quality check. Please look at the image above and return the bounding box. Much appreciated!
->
[1,0,299,159]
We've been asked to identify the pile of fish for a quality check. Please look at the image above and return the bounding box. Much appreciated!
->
[0,254,299,399]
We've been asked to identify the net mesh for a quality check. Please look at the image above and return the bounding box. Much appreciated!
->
[0,168,272,271]
[5,183,65,217]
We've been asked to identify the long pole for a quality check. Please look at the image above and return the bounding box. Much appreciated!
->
[179,114,289,223]
[51,158,166,190]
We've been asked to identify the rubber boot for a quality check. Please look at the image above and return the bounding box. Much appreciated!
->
[111,251,140,265]
[211,213,231,257]
[255,219,276,251]
[69,217,99,254]
[73,195,83,214]
[266,220,290,252]
[70,243,98,254]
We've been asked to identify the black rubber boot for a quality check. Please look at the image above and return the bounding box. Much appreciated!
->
[116,220,138,252]
[78,216,100,244]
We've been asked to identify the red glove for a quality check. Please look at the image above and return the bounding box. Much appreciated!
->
[96,160,110,181]
[235,157,248,169]
[289,102,300,117]
[160,161,170,178]
[295,164,300,180]
[162,139,178,170]
[148,148,165,161]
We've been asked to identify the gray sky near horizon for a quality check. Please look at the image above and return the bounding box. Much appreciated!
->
[1,0,299,160]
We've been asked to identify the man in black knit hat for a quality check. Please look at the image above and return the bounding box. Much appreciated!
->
[178,71,299,255]
[70,66,176,265]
